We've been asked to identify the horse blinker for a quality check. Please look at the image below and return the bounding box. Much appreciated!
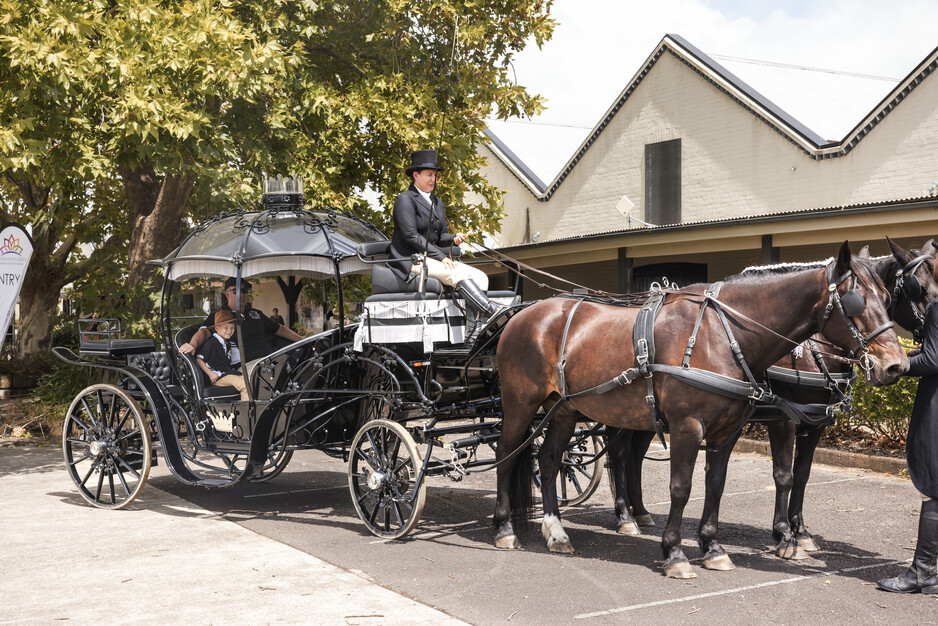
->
[903,275,922,300]
[840,289,866,317]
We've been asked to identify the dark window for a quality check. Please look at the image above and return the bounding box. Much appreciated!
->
[633,262,706,293]
[644,139,681,225]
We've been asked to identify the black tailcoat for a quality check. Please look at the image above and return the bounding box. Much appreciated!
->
[905,300,938,499]
[388,184,456,281]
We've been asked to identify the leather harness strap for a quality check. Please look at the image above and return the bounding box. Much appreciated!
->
[552,281,848,452]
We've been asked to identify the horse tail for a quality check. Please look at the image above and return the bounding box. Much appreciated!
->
[508,442,535,529]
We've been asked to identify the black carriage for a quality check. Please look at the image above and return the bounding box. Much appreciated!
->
[56,183,604,538]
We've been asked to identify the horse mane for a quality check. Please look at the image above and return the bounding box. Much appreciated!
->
[725,259,832,284]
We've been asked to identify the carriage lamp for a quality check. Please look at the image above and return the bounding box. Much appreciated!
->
[263,174,304,211]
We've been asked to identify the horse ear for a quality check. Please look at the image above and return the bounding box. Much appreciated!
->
[886,236,912,265]
[923,238,938,257]
[858,245,871,259]
[836,241,852,275]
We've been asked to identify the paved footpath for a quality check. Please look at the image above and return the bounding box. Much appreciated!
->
[0,445,467,625]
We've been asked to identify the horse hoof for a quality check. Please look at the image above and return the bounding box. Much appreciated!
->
[547,538,576,554]
[617,521,641,536]
[663,561,697,579]
[495,534,522,550]
[635,513,655,527]
[777,542,808,560]
[703,553,735,571]
[798,537,820,552]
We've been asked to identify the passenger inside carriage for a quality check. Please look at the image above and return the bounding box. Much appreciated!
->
[178,277,303,373]
[195,310,248,401]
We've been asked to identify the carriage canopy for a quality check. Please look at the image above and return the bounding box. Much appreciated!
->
[156,208,387,282]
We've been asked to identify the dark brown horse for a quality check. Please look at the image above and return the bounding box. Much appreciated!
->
[610,238,938,562]
[493,242,908,578]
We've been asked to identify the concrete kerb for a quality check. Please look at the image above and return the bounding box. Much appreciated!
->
[732,436,908,474]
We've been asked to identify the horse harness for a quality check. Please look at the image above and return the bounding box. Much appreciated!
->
[762,341,857,427]
[552,261,894,451]
[891,253,932,342]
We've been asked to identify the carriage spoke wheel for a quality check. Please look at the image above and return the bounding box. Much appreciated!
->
[63,384,152,509]
[249,413,294,483]
[348,419,425,539]
[533,427,604,507]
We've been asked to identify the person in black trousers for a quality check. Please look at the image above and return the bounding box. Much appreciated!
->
[878,294,938,594]
[389,149,502,339]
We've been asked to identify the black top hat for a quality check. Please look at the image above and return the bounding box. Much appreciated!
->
[223,277,251,291]
[405,149,444,177]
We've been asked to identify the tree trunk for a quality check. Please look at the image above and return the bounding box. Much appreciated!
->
[14,242,67,358]
[121,164,194,291]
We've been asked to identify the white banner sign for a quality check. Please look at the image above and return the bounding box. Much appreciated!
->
[0,224,34,354]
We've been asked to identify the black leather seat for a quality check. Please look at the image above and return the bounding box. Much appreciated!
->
[358,241,444,295]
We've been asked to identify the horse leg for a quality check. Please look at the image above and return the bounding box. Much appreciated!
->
[698,443,736,571]
[662,430,702,579]
[493,397,541,550]
[789,424,825,552]
[766,419,806,559]
[538,410,579,553]
[605,427,641,535]
[627,430,656,527]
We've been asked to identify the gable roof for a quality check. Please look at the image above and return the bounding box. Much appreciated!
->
[484,33,938,201]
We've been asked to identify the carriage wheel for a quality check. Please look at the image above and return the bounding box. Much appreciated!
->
[62,384,152,509]
[249,412,294,482]
[348,419,426,539]
[533,426,604,507]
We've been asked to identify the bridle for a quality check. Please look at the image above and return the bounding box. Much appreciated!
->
[890,253,932,342]
[817,262,894,367]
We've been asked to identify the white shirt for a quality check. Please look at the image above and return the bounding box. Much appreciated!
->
[417,188,432,206]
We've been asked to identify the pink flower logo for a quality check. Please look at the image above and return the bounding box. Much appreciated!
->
[0,234,23,256]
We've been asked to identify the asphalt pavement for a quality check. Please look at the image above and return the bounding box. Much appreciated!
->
[4,438,937,625]
[0,444,467,625]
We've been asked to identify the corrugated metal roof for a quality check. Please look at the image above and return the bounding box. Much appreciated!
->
[498,194,938,250]
[710,55,899,143]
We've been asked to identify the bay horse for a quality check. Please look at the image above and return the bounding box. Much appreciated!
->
[493,242,908,578]
[607,238,938,563]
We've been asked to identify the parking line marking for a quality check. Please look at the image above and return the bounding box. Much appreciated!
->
[573,558,910,619]
[645,475,867,507]
[243,485,344,498]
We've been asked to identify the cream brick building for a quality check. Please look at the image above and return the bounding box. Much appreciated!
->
[476,34,938,298]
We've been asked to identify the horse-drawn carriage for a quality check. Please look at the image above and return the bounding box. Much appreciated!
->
[56,180,934,577]
[55,182,605,539]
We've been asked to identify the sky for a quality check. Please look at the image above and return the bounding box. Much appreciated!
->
[509,0,938,127]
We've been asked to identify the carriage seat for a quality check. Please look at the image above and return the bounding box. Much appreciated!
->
[173,323,241,402]
[357,240,444,296]
[126,351,172,383]
[78,317,154,357]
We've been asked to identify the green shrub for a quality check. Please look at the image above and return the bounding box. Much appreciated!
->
[840,368,916,446]
[33,361,100,419]
[833,338,918,446]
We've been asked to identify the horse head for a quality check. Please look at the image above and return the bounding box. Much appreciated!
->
[819,241,909,386]
[885,236,938,341]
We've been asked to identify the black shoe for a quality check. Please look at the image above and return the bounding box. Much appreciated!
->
[877,568,938,593]
[878,499,938,594]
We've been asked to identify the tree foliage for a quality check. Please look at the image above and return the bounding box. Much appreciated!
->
[0,0,554,356]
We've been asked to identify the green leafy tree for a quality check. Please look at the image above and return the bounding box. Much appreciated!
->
[0,0,554,357]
